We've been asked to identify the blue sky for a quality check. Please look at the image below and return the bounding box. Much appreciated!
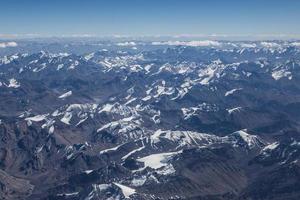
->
[1,0,300,37]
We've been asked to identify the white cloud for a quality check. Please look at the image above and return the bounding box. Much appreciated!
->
[0,41,18,48]
[152,40,221,47]
[116,41,136,46]
[291,42,300,47]
[240,43,257,48]
[260,42,280,48]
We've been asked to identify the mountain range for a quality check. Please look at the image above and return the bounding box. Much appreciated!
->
[1,40,300,200]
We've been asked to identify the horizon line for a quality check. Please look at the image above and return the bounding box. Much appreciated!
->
[1,33,300,41]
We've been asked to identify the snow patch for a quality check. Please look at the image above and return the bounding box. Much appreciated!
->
[137,151,181,170]
[84,170,94,174]
[7,78,20,88]
[58,91,72,99]
[227,107,242,114]
[61,112,72,125]
[272,69,292,80]
[122,144,145,160]
[131,176,147,187]
[225,88,242,96]
[113,182,136,198]
[262,142,279,152]
[25,114,48,122]
[99,144,123,154]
